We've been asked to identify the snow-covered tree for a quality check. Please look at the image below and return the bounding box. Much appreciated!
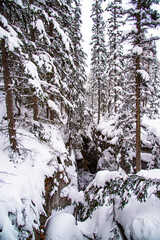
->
[123,0,160,172]
[105,0,124,116]
[90,0,107,124]
[0,0,26,151]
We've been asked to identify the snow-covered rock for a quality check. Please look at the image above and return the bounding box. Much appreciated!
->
[45,213,84,240]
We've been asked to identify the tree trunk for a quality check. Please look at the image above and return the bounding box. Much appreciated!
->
[29,0,39,121]
[97,77,101,124]
[135,0,141,173]
[1,39,18,151]
[33,95,38,121]
[114,0,117,114]
[136,69,141,172]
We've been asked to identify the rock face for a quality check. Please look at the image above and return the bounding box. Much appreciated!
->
[34,156,75,240]
[44,172,71,216]
[76,125,155,176]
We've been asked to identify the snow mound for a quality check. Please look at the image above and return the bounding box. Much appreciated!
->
[138,169,160,179]
[131,213,160,240]
[45,213,84,240]
[117,195,160,240]
[87,170,123,189]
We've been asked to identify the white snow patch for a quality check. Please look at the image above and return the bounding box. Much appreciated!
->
[142,116,160,142]
[47,100,61,117]
[45,213,84,240]
[138,169,160,179]
[14,0,24,7]
[137,69,150,81]
[133,46,143,55]
[90,170,121,188]
[141,153,152,163]
[25,61,39,80]
[117,195,160,240]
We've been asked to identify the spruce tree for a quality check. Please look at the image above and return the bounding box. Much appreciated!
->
[90,0,107,124]
[0,0,25,151]
[65,0,87,150]
[105,0,124,116]
[123,0,160,172]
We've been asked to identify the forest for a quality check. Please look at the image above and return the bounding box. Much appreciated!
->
[0,0,160,239]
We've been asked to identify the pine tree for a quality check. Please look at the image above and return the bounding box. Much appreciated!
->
[105,0,124,116]
[90,0,107,124]
[0,0,25,151]
[66,0,88,150]
[123,0,160,172]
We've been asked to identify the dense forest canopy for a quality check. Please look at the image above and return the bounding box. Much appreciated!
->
[0,0,160,239]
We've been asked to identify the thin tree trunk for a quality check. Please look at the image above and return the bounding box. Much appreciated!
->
[96,0,101,125]
[97,77,101,124]
[1,39,18,151]
[33,95,38,121]
[50,95,54,121]
[136,70,141,172]
[29,0,39,121]
[114,0,117,114]
[135,0,141,172]
[91,88,94,113]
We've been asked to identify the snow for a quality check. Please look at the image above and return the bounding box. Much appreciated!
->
[142,116,160,142]
[0,122,72,239]
[97,119,114,136]
[48,100,61,118]
[141,152,152,163]
[87,170,122,189]
[24,61,44,95]
[52,18,71,52]
[138,169,160,179]
[97,118,122,138]
[36,19,45,34]
[14,0,24,7]
[137,69,150,81]
[0,15,23,51]
[45,213,84,240]
[25,61,39,80]
[0,131,53,238]
[117,195,160,240]
[78,204,120,240]
[132,46,143,55]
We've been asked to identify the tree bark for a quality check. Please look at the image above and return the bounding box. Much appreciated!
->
[96,0,101,125]
[135,0,141,172]
[33,95,38,121]
[136,68,141,172]
[97,77,101,124]
[114,0,117,114]
[1,39,18,151]
[29,0,39,122]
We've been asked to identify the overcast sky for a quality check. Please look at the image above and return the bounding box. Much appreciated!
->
[81,0,93,72]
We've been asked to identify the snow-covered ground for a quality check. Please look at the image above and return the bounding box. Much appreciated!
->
[0,120,77,239]
[45,169,160,240]
[1,102,160,239]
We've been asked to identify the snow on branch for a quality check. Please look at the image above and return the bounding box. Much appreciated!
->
[0,15,23,51]
[24,61,43,95]
[137,69,150,81]
[52,18,72,52]
[132,46,143,55]
[47,100,62,120]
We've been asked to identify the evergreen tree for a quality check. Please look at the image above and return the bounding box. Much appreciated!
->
[0,0,25,151]
[105,0,124,116]
[90,0,107,124]
[123,0,160,172]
